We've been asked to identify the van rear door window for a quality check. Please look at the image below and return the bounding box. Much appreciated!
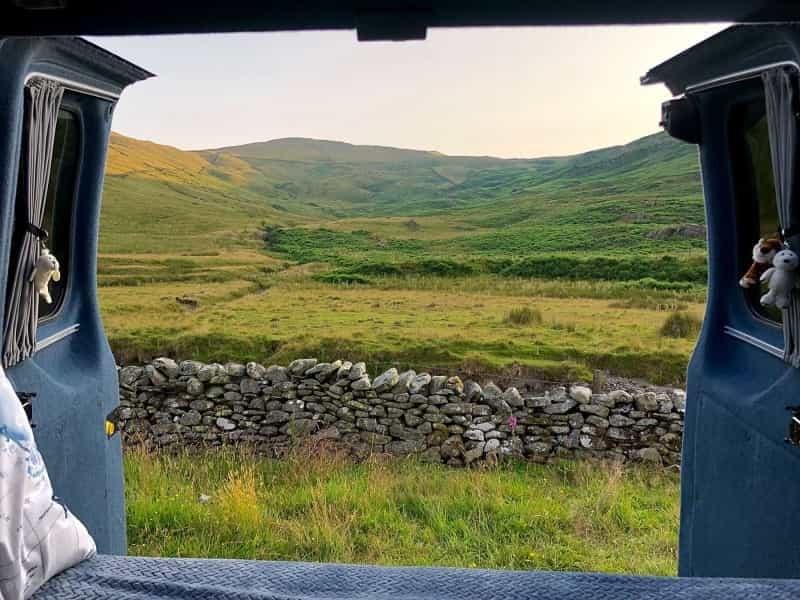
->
[38,109,80,319]
[731,100,782,323]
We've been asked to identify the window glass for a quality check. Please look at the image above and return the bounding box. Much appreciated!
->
[745,116,779,237]
[731,99,782,323]
[38,109,80,318]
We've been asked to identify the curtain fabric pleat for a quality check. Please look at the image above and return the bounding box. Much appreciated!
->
[2,80,64,367]
[762,68,800,367]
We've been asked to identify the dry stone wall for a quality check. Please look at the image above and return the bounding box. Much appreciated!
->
[117,358,686,466]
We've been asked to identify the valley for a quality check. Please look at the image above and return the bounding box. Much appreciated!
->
[98,131,706,384]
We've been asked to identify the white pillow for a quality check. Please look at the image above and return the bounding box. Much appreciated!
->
[0,366,95,599]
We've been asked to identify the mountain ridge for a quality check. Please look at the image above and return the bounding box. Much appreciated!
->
[199,131,670,163]
[99,129,704,256]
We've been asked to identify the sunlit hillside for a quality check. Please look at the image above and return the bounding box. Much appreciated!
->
[107,132,257,187]
[101,134,307,254]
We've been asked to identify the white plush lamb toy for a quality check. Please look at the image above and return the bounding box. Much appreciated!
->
[29,248,60,304]
[760,248,800,309]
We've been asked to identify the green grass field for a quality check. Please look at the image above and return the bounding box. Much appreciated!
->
[99,252,703,383]
[126,447,680,574]
[97,130,708,384]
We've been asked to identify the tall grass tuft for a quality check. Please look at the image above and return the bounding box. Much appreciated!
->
[218,461,262,530]
[659,311,702,339]
[504,306,543,326]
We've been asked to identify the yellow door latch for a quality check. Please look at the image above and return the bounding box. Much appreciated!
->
[105,406,120,438]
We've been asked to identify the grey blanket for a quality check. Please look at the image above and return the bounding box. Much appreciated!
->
[34,554,800,599]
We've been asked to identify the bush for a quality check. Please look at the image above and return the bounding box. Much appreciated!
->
[659,312,702,339]
[609,297,689,311]
[313,272,372,285]
[495,255,707,284]
[316,259,475,284]
[261,224,284,249]
[349,259,473,278]
[633,278,696,292]
[348,262,404,277]
[504,306,543,326]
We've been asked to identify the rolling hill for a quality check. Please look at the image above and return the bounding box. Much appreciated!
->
[101,134,704,263]
[101,131,704,258]
[202,133,702,218]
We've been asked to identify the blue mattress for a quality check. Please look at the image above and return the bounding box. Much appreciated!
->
[33,554,800,599]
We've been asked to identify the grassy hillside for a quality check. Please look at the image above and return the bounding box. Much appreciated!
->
[100,134,311,254]
[98,131,706,383]
[219,134,705,276]
[103,131,703,256]
[201,133,702,219]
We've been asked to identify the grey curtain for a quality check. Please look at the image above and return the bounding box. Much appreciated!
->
[3,79,64,367]
[763,68,800,366]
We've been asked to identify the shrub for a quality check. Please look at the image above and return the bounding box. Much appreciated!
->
[348,262,404,277]
[261,224,284,249]
[659,312,701,339]
[414,259,474,277]
[633,278,696,292]
[313,272,372,285]
[504,306,543,326]
[551,321,577,333]
[609,297,689,311]
[349,260,473,278]
[496,255,707,284]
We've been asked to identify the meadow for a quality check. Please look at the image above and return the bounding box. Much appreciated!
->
[99,247,704,383]
[97,130,707,385]
[126,447,680,575]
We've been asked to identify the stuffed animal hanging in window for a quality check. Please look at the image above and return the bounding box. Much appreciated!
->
[740,237,800,310]
[740,238,783,288]
[29,234,60,305]
[760,245,800,309]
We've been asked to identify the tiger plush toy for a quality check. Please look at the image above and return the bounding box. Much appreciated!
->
[740,237,783,288]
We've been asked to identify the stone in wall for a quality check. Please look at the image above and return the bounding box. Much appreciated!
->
[116,358,687,467]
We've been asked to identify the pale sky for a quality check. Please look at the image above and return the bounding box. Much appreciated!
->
[93,24,726,159]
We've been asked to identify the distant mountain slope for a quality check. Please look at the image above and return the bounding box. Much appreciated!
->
[198,133,701,218]
[101,131,703,255]
[197,137,524,218]
[204,137,449,163]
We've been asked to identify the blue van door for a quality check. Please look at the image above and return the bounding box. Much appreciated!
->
[679,73,800,578]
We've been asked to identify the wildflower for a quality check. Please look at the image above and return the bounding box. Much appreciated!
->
[508,414,518,435]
